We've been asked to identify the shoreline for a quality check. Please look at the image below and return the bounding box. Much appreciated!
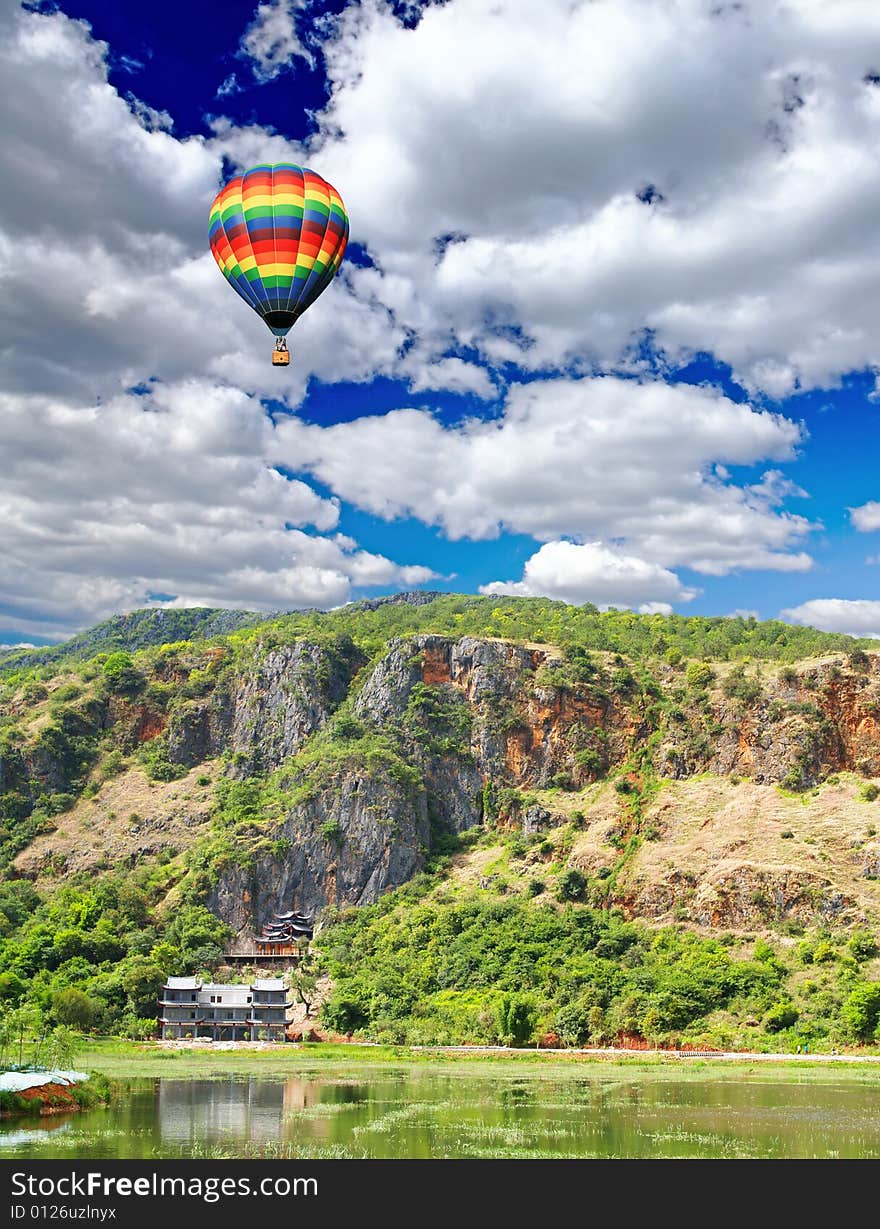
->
[72,1037,880,1077]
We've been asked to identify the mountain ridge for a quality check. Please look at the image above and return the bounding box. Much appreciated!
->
[3,595,880,1049]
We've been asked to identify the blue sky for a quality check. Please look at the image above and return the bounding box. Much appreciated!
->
[3,0,880,643]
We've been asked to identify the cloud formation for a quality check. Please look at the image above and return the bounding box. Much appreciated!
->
[480,540,697,611]
[239,0,314,81]
[0,2,869,638]
[781,598,880,638]
[276,376,814,574]
[850,501,880,532]
[312,0,880,394]
[0,380,435,639]
[0,4,408,404]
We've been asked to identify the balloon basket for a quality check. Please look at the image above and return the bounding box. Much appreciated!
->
[272,348,290,366]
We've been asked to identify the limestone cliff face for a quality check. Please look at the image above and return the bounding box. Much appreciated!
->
[8,632,880,937]
[166,641,362,774]
[201,641,880,936]
[209,767,430,933]
[657,657,880,785]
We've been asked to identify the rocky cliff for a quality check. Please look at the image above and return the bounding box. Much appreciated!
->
[5,606,880,937]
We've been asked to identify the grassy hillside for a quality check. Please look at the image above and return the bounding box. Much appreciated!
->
[316,853,880,1051]
[0,606,268,677]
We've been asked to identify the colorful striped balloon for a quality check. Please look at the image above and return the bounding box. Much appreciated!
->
[208,163,349,338]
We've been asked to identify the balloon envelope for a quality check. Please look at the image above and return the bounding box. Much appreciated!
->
[209,163,349,336]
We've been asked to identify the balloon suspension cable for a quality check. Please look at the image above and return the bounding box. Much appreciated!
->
[274,337,288,351]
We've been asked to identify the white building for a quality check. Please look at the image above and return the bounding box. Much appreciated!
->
[158,977,291,1041]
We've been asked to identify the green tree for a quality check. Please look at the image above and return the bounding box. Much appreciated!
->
[290,949,324,1018]
[0,971,26,1004]
[149,941,182,976]
[45,1025,80,1069]
[765,1001,799,1033]
[102,651,144,695]
[321,996,368,1036]
[121,958,165,1019]
[498,994,535,1046]
[51,987,97,1030]
[7,1002,43,1067]
[117,882,150,927]
[841,982,880,1041]
[555,868,588,902]
[163,906,230,969]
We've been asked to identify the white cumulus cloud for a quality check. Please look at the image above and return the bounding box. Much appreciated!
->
[309,0,880,395]
[850,502,880,532]
[781,598,880,637]
[275,375,815,575]
[480,541,698,611]
[0,380,436,639]
[238,0,315,81]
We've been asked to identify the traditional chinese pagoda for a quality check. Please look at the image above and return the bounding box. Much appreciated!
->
[254,909,313,957]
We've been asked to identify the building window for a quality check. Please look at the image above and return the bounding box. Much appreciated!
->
[190,1012,196,1020]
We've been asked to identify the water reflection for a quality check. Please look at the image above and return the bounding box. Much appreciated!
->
[2,1069,880,1159]
[159,1078,287,1145]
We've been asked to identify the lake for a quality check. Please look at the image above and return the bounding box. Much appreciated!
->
[3,1064,880,1158]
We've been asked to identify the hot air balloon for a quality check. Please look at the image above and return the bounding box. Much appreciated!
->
[208,163,349,366]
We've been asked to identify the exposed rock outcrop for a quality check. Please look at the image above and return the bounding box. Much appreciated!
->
[9,629,880,937]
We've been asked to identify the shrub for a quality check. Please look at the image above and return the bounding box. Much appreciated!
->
[848,931,878,962]
[100,749,127,780]
[686,662,715,689]
[841,982,880,1040]
[332,715,366,742]
[574,749,604,776]
[321,818,343,845]
[765,1001,799,1032]
[722,665,762,704]
[321,996,369,1035]
[140,736,186,783]
[860,782,880,803]
[812,941,837,964]
[555,868,588,902]
[102,652,145,695]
